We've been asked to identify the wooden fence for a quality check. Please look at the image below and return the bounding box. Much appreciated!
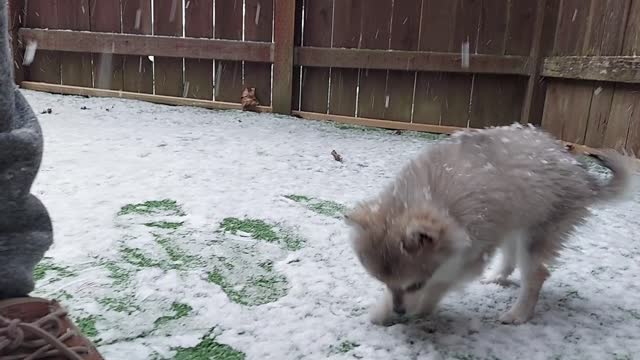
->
[7,0,640,153]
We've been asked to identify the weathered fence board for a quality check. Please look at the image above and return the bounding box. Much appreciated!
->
[25,0,60,84]
[327,0,361,117]
[215,0,243,103]
[153,0,183,97]
[244,0,273,106]
[184,0,214,100]
[122,0,152,94]
[90,0,123,90]
[357,0,392,119]
[298,0,332,114]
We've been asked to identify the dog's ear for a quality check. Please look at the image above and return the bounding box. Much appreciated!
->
[401,228,438,255]
[400,229,439,255]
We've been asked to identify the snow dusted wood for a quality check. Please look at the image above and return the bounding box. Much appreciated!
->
[19,29,274,62]
[543,56,640,84]
[272,0,295,114]
[184,0,213,100]
[153,0,183,97]
[121,0,152,94]
[245,0,274,107]
[90,0,123,91]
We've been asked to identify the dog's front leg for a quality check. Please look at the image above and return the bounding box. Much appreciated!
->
[415,281,451,317]
[369,287,396,326]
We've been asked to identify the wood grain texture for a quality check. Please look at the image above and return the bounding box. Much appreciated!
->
[57,0,92,87]
[328,0,362,117]
[215,0,243,102]
[300,0,332,113]
[25,0,60,84]
[413,0,464,126]
[185,0,213,100]
[383,0,421,122]
[122,0,152,93]
[154,0,183,97]
[468,0,528,129]
[357,0,392,119]
[90,0,123,90]
[245,0,273,106]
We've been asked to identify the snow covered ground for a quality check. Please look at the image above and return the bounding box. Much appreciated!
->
[23,89,640,360]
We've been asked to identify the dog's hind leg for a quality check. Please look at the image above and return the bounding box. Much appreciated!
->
[499,229,553,324]
[482,235,518,286]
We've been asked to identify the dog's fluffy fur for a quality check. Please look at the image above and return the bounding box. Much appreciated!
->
[346,124,636,325]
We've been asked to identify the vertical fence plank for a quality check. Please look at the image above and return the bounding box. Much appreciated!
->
[90,0,123,90]
[603,83,638,150]
[383,0,422,122]
[25,0,60,84]
[122,0,152,93]
[609,0,640,153]
[154,0,183,97]
[520,0,557,126]
[185,0,213,100]
[470,0,526,129]
[245,0,274,106]
[413,0,467,126]
[291,0,303,111]
[541,0,593,140]
[272,0,295,113]
[215,0,243,103]
[357,0,392,119]
[328,0,362,117]
[57,0,92,87]
[300,0,332,113]
[583,0,630,147]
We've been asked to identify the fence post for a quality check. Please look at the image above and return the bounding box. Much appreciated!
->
[520,0,559,125]
[272,0,296,114]
[7,0,25,85]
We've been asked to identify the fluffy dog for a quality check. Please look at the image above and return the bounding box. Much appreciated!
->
[346,124,636,325]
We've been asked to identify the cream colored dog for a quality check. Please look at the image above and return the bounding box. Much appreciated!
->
[346,124,635,325]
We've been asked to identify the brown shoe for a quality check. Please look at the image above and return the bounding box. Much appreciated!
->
[0,297,104,359]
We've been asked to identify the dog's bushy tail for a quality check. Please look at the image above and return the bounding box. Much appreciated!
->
[588,149,638,202]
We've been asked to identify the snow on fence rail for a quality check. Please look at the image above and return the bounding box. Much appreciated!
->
[7,0,640,155]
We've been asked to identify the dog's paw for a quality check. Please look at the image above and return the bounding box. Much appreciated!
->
[368,301,396,326]
[498,309,532,325]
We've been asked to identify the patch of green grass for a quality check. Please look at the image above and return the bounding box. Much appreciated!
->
[144,221,185,229]
[219,217,304,251]
[118,199,185,216]
[207,270,288,306]
[220,218,279,242]
[120,246,165,268]
[101,260,134,286]
[98,297,141,314]
[154,302,193,327]
[330,341,360,354]
[33,259,76,281]
[172,334,245,360]
[154,234,203,268]
[75,315,100,340]
[207,271,245,305]
[284,194,311,202]
[285,194,347,219]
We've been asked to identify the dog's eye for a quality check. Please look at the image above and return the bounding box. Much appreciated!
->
[405,281,424,293]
